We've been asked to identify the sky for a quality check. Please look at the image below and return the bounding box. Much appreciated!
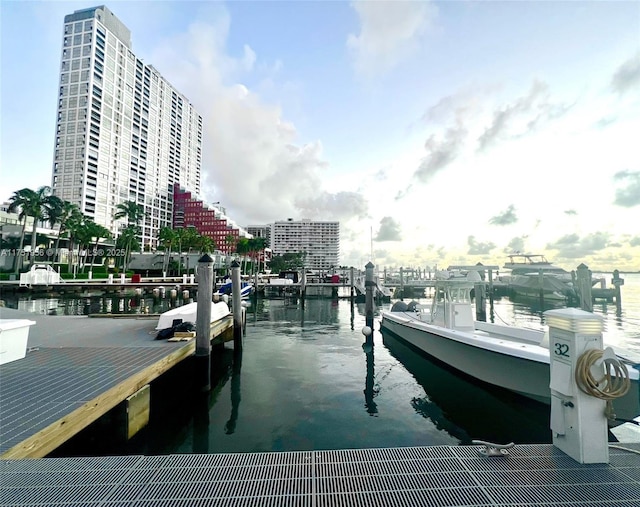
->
[1,1,639,272]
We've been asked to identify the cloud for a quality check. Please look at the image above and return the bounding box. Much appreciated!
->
[347,0,436,76]
[467,236,495,255]
[546,232,610,259]
[564,209,578,216]
[375,217,403,242]
[613,170,640,207]
[148,9,369,227]
[630,236,640,247]
[296,191,369,221]
[505,237,527,254]
[477,80,571,151]
[489,205,518,226]
[611,52,640,95]
[414,120,467,183]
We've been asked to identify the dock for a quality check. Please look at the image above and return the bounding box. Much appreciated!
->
[1,443,640,505]
[0,308,232,459]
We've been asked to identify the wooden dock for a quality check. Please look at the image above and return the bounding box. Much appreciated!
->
[1,444,639,505]
[0,308,232,459]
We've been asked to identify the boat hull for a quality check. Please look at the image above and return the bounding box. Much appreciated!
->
[381,312,551,403]
[156,301,230,330]
[380,312,640,422]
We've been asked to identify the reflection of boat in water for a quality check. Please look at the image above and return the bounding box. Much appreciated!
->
[380,272,640,422]
[381,330,551,444]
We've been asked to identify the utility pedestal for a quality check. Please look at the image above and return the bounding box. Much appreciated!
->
[546,308,608,464]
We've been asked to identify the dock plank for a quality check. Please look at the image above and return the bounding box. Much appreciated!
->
[0,308,233,459]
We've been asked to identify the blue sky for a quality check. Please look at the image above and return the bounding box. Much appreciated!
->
[2,1,639,271]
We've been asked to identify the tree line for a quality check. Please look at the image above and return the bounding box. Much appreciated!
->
[4,186,270,276]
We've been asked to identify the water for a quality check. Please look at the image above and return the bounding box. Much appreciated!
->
[5,273,640,455]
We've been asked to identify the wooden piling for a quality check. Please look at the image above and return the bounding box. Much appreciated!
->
[196,254,214,391]
[576,263,593,312]
[474,282,487,322]
[231,260,243,350]
[348,267,354,300]
[365,261,375,333]
[612,269,624,313]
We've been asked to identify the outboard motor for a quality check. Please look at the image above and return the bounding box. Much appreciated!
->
[406,300,420,312]
[391,301,408,312]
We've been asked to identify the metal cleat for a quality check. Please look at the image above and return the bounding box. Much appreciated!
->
[472,440,515,457]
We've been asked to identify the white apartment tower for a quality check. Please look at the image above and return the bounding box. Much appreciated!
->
[51,6,202,248]
[271,219,340,271]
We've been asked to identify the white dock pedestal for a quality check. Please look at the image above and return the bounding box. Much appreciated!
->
[0,319,36,365]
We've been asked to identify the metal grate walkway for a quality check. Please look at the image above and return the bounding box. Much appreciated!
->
[2,444,640,506]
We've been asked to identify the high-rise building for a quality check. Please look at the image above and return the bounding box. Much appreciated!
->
[51,5,202,249]
[271,219,340,271]
[246,225,271,248]
[173,185,251,255]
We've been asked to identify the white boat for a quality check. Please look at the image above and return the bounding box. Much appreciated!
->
[508,273,573,300]
[504,253,571,280]
[379,272,640,422]
[156,301,230,331]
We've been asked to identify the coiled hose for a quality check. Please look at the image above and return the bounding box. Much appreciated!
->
[575,348,631,420]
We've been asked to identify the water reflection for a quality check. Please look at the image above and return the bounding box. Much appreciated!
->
[224,350,242,434]
[2,291,190,316]
[381,330,552,444]
[363,345,378,416]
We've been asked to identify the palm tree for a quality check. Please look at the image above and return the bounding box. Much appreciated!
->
[114,201,145,271]
[225,234,237,255]
[113,200,145,226]
[158,226,177,275]
[51,201,82,264]
[248,237,267,274]
[7,186,62,272]
[85,221,112,273]
[236,237,249,275]
[65,211,86,274]
[194,234,214,255]
[116,225,140,271]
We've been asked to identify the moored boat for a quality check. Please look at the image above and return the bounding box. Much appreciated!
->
[156,300,230,331]
[214,280,254,298]
[379,272,640,422]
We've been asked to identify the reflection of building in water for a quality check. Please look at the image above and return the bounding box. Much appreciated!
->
[251,298,341,325]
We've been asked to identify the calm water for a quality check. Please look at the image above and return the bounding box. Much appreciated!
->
[5,273,640,455]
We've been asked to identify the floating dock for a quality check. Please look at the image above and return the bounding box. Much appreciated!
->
[1,444,640,505]
[0,308,232,459]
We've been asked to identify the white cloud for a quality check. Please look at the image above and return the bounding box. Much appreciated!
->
[611,52,640,95]
[347,0,436,77]
[149,10,368,228]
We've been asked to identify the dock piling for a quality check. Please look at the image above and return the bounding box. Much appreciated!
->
[365,261,375,331]
[196,254,214,392]
[231,260,243,350]
[612,269,624,314]
[576,263,593,312]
